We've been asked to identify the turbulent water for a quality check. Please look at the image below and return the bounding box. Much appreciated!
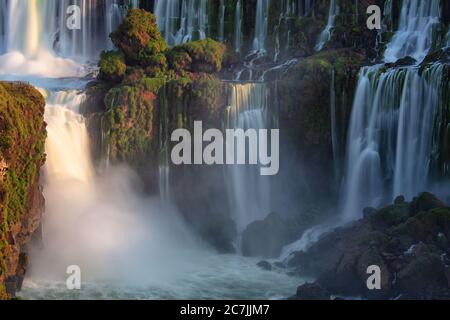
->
[0,0,300,300]
[384,0,441,63]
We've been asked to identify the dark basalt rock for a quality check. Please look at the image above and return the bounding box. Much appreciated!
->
[241,213,299,258]
[385,56,417,69]
[292,282,331,301]
[257,261,273,271]
[289,193,450,300]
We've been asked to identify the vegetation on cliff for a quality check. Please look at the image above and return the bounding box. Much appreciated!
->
[94,9,228,168]
[0,83,46,299]
[98,51,127,82]
[110,8,168,75]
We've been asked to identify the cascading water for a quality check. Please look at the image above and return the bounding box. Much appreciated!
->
[218,0,225,42]
[339,0,448,221]
[384,0,441,63]
[0,0,137,77]
[154,0,208,47]
[252,0,270,53]
[234,0,242,53]
[224,83,273,232]
[314,0,338,52]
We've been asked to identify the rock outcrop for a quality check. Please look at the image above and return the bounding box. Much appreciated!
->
[0,82,46,299]
[287,193,450,300]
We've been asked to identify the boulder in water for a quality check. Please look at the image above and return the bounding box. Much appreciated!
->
[257,261,272,271]
[292,282,331,300]
[241,212,298,258]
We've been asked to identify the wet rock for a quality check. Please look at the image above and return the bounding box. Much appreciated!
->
[241,213,298,258]
[294,282,331,300]
[257,261,272,271]
[410,192,446,215]
[289,193,450,300]
[394,196,406,205]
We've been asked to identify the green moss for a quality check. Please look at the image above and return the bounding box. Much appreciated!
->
[98,50,126,82]
[0,82,46,287]
[168,39,226,73]
[102,77,163,164]
[111,8,168,74]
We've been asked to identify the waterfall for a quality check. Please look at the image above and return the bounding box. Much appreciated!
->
[252,0,270,53]
[314,0,338,52]
[225,83,273,231]
[340,63,448,221]
[384,0,441,63]
[234,0,242,53]
[158,87,171,206]
[339,0,448,221]
[154,0,208,47]
[218,0,225,42]
[0,0,129,65]
[45,91,95,184]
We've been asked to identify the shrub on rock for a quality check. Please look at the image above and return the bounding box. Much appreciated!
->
[98,50,126,82]
[110,9,168,74]
[168,39,226,73]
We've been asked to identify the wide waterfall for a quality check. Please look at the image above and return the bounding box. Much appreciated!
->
[339,0,448,221]
[315,0,338,52]
[0,0,138,75]
[340,64,448,220]
[224,83,273,231]
[154,0,208,47]
[384,0,441,62]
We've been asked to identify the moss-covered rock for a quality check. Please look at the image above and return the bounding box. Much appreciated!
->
[98,50,127,82]
[111,9,168,75]
[0,82,46,299]
[102,77,165,166]
[167,39,226,74]
[273,50,364,200]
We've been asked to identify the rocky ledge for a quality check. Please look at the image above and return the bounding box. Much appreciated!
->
[286,193,450,300]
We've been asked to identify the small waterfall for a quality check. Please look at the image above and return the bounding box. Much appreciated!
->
[225,83,273,231]
[384,0,441,63]
[44,90,95,184]
[314,0,338,52]
[0,0,130,62]
[5,0,41,58]
[252,0,270,53]
[234,0,242,53]
[218,0,225,43]
[158,87,171,206]
[154,0,208,47]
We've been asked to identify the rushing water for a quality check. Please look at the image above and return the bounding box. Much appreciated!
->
[339,0,448,221]
[154,0,208,47]
[224,83,274,232]
[384,0,441,63]
[315,0,338,52]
